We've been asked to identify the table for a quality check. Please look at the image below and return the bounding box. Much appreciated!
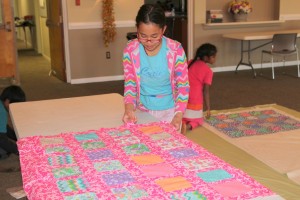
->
[223,29,300,77]
[15,21,34,48]
[11,93,283,199]
[9,93,157,139]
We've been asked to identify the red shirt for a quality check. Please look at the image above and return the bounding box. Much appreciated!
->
[188,60,213,104]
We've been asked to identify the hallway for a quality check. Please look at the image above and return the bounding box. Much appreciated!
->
[17,49,124,102]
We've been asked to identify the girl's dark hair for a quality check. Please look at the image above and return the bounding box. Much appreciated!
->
[136,4,166,28]
[188,43,217,69]
[0,85,26,103]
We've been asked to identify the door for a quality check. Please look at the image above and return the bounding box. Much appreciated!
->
[0,0,18,83]
[46,0,66,82]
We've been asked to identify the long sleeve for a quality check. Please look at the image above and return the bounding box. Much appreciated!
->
[173,45,189,113]
[123,49,137,107]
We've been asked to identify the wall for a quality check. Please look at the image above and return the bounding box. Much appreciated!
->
[40,17,50,60]
[280,0,300,20]
[66,0,300,82]
[206,0,279,22]
[67,0,142,22]
[37,0,50,59]
[194,0,205,24]
[193,0,300,71]
[66,0,143,82]
[194,21,300,69]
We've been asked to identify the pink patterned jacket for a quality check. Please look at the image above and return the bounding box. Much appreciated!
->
[123,36,189,113]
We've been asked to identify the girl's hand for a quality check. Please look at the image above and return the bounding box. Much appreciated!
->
[123,104,137,124]
[171,112,183,131]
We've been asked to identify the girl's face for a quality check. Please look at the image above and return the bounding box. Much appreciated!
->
[205,54,217,65]
[137,22,166,53]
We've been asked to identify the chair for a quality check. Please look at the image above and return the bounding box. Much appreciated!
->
[260,33,300,79]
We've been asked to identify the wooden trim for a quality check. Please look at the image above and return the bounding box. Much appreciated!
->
[68,20,135,30]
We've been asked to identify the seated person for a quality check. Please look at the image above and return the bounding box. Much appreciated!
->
[0,85,26,158]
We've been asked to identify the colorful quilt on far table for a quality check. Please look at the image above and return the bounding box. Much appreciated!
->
[17,122,283,200]
[205,109,300,138]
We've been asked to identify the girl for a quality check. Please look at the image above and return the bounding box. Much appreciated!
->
[122,4,189,131]
[182,43,217,133]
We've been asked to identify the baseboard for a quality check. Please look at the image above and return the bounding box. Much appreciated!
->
[69,61,299,84]
[42,54,51,62]
[280,14,300,21]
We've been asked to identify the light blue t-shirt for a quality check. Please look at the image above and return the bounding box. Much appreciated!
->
[0,101,7,133]
[139,37,174,110]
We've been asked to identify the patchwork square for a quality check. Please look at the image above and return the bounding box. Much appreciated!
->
[111,185,148,200]
[149,132,172,141]
[81,141,105,150]
[131,154,164,165]
[94,160,125,172]
[155,176,192,192]
[113,135,140,145]
[123,144,150,155]
[140,163,175,178]
[45,146,70,154]
[86,149,113,160]
[197,169,232,183]
[108,129,131,137]
[206,109,300,138]
[64,192,98,200]
[169,148,198,159]
[170,191,207,200]
[40,137,65,146]
[156,138,185,150]
[48,154,75,166]
[57,178,88,193]
[210,181,250,197]
[75,133,99,141]
[181,159,213,171]
[138,125,163,134]
[102,172,134,186]
[53,166,82,178]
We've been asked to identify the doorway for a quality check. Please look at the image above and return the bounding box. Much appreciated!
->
[13,0,67,83]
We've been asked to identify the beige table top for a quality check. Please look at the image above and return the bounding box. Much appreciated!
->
[9,93,157,139]
[223,29,300,40]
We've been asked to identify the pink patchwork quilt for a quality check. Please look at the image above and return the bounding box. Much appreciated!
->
[17,122,282,200]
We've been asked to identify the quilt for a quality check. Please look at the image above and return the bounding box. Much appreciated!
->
[17,122,283,200]
[205,109,300,138]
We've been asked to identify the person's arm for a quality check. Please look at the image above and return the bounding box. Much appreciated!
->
[203,84,211,119]
[171,45,189,129]
[122,47,138,123]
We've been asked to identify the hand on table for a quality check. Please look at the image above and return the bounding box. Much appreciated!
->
[123,104,137,124]
[171,112,183,131]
